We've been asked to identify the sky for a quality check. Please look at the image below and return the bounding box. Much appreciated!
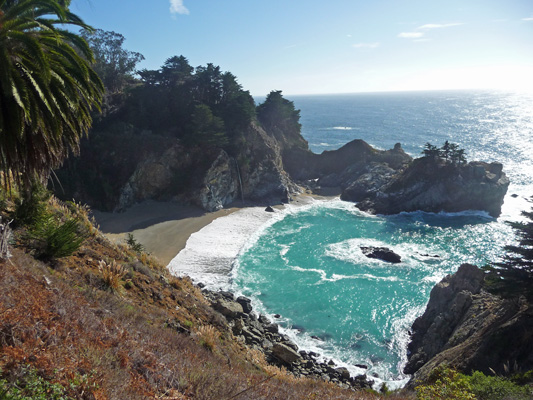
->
[70,0,533,96]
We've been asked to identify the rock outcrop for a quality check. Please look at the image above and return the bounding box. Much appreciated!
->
[203,289,374,390]
[405,264,533,385]
[360,246,402,263]
[347,157,509,218]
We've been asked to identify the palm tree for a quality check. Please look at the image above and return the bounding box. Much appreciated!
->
[0,0,103,191]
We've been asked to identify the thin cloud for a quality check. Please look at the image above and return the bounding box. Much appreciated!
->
[523,17,533,21]
[353,42,380,48]
[170,0,189,15]
[417,23,463,30]
[398,32,424,39]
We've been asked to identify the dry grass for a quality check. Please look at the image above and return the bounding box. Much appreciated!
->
[98,259,126,292]
[195,325,220,351]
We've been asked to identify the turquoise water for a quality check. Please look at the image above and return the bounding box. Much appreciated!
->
[232,90,533,386]
[231,202,511,383]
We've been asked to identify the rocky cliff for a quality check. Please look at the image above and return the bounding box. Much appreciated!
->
[114,122,294,212]
[54,120,296,212]
[405,264,533,385]
[345,157,510,218]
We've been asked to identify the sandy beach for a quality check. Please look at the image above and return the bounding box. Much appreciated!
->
[91,192,338,266]
[92,200,241,265]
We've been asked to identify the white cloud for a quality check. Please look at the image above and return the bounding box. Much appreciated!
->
[170,0,189,15]
[398,32,424,39]
[523,17,533,21]
[353,42,380,48]
[417,22,463,30]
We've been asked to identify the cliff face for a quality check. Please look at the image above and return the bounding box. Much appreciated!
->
[348,157,510,218]
[405,264,533,385]
[55,120,296,212]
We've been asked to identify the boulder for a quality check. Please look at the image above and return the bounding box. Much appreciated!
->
[335,367,351,380]
[360,246,402,263]
[236,296,253,313]
[272,343,302,365]
[213,298,243,320]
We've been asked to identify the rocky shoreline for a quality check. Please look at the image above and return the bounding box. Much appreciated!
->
[170,286,376,391]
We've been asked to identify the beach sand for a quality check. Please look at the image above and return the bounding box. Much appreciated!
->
[92,200,240,265]
[92,192,339,266]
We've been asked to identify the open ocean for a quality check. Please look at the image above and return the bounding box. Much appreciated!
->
[170,90,533,388]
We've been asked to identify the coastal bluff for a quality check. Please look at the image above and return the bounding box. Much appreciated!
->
[404,264,533,386]
[342,156,510,218]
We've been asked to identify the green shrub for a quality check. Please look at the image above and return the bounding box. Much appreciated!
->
[13,184,50,227]
[469,371,532,400]
[416,366,533,400]
[416,367,475,400]
[0,367,68,400]
[125,233,145,253]
[29,214,88,260]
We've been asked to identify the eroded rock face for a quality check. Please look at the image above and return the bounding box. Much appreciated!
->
[405,264,533,386]
[199,150,239,212]
[350,158,509,218]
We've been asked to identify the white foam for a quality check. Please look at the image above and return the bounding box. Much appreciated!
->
[167,206,279,288]
[168,197,337,289]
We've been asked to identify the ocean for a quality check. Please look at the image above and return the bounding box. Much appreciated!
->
[169,90,533,388]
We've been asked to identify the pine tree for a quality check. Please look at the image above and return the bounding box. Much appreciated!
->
[487,199,533,299]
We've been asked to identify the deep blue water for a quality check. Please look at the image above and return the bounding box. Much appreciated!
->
[235,90,533,387]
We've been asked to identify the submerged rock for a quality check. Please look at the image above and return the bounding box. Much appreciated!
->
[360,246,402,263]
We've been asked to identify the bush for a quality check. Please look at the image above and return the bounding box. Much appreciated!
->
[29,214,88,260]
[13,184,50,227]
[416,367,475,400]
[0,367,68,400]
[125,233,145,253]
[469,371,532,400]
[416,366,533,400]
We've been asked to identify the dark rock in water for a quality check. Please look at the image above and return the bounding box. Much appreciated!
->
[236,296,253,313]
[197,282,205,289]
[311,335,323,341]
[328,359,336,366]
[265,205,275,212]
[292,324,306,333]
[419,253,440,258]
[360,246,402,263]
[511,193,518,198]
[274,313,281,318]
[355,364,368,370]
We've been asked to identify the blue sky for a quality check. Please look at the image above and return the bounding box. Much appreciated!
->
[71,0,533,96]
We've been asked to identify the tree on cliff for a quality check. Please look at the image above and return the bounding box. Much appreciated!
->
[257,91,301,134]
[488,199,533,299]
[81,29,144,93]
[0,0,103,191]
[422,142,467,165]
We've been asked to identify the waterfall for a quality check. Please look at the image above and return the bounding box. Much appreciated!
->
[233,158,244,204]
